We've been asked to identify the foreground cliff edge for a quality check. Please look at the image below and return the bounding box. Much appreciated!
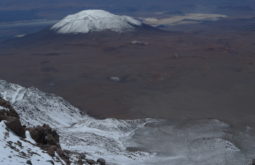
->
[0,97,108,165]
[0,79,155,165]
[1,79,255,165]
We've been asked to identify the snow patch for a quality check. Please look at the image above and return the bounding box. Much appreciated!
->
[0,121,62,165]
[25,131,36,144]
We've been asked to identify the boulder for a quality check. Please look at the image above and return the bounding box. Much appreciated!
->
[5,117,25,138]
[0,97,18,117]
[97,158,106,165]
[29,124,59,146]
[0,97,25,137]
[26,160,32,165]
[0,97,19,121]
[86,159,96,165]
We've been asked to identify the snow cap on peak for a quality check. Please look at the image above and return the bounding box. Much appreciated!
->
[51,9,142,34]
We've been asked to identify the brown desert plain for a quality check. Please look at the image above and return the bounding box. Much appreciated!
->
[0,19,255,127]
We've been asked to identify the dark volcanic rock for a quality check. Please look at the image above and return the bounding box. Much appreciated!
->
[86,159,96,165]
[0,97,19,120]
[97,158,106,165]
[26,160,32,165]
[0,97,16,111]
[0,97,25,137]
[5,117,25,138]
[28,124,59,146]
[29,125,72,164]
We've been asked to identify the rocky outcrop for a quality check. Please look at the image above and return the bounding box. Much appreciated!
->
[0,97,69,163]
[0,96,108,165]
[5,118,26,138]
[28,124,72,164]
[28,124,60,146]
[97,158,106,165]
[27,117,108,165]
[0,97,25,137]
[0,97,19,119]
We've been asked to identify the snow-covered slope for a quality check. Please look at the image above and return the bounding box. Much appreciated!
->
[0,79,255,165]
[0,80,154,164]
[51,10,142,34]
[0,121,64,165]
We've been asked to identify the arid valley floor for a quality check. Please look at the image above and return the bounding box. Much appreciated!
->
[0,18,255,128]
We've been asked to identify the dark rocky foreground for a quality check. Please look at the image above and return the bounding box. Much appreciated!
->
[0,97,106,165]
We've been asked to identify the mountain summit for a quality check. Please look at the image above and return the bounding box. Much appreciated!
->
[51,9,142,34]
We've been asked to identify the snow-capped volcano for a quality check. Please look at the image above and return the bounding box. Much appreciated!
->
[51,10,142,34]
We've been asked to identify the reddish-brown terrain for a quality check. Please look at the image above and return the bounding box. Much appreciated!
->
[0,20,255,126]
